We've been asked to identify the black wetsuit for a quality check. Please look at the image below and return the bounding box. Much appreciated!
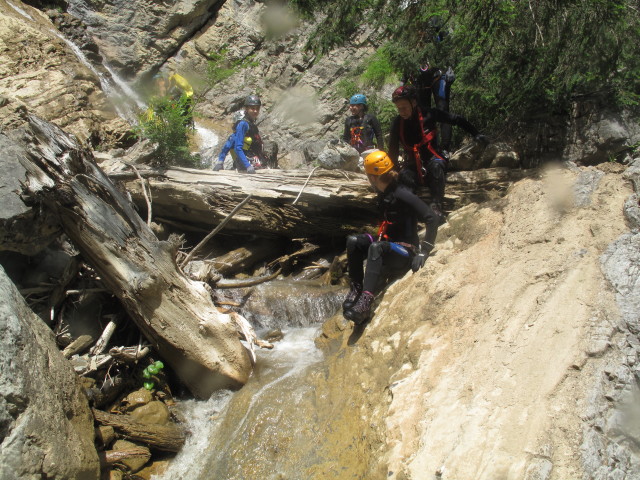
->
[347,181,439,293]
[342,114,385,153]
[388,107,479,204]
[402,67,455,151]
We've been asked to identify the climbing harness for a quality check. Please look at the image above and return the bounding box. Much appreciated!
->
[399,108,444,185]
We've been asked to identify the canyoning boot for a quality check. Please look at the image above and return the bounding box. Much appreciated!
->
[342,281,362,311]
[344,291,375,325]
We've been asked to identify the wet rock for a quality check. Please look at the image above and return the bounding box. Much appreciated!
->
[0,265,100,479]
[111,440,151,473]
[121,388,154,412]
[96,426,116,449]
[66,0,226,79]
[0,2,130,147]
[129,401,171,426]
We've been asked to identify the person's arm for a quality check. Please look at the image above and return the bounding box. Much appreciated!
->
[388,116,400,163]
[430,108,479,137]
[232,121,252,169]
[369,116,385,152]
[343,118,351,144]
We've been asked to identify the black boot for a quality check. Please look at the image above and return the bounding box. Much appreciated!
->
[344,291,375,324]
[342,282,362,311]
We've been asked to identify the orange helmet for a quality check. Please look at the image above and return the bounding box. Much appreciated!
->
[364,151,394,175]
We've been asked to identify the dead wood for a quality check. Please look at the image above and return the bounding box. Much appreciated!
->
[14,115,252,398]
[99,446,151,467]
[92,409,185,452]
[106,163,533,239]
[211,240,282,277]
[216,268,282,289]
[90,315,121,356]
[62,334,94,358]
[180,194,253,267]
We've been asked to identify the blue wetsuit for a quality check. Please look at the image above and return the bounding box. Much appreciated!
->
[214,118,263,170]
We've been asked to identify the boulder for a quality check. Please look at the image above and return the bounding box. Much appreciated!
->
[316,141,360,171]
[0,265,99,480]
[564,100,640,165]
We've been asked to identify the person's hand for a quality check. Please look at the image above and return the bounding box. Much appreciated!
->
[475,134,490,146]
[212,162,224,171]
[246,165,256,174]
[411,254,426,273]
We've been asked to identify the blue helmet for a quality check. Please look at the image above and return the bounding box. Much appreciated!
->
[349,93,367,105]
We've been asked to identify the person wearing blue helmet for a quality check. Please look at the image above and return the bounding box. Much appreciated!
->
[342,93,384,154]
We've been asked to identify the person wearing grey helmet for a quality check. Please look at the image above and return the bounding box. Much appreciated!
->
[213,95,265,173]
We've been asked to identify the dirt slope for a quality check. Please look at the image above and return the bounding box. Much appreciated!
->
[317,162,634,479]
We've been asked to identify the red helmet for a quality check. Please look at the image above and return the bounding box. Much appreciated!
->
[391,85,417,103]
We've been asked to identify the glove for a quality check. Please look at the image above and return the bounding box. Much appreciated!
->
[445,66,456,84]
[212,162,224,171]
[411,254,426,273]
[246,165,256,174]
[475,134,490,146]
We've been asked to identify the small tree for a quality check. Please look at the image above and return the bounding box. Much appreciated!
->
[135,96,199,168]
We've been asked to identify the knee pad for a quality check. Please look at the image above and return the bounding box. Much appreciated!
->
[346,234,359,254]
[368,241,390,261]
[427,159,445,181]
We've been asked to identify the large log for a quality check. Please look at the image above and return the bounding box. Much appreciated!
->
[106,163,532,238]
[12,115,252,399]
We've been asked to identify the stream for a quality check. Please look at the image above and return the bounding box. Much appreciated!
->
[153,281,345,480]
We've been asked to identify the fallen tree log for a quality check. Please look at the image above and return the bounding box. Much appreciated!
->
[92,409,185,452]
[12,115,252,398]
[106,162,533,238]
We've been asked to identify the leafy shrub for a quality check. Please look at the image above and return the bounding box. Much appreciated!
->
[135,96,199,168]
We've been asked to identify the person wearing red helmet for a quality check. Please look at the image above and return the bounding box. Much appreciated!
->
[342,151,440,325]
[388,85,488,217]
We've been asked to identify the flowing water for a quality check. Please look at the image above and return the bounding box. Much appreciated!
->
[152,280,346,480]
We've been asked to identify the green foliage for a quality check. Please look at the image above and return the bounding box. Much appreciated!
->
[360,47,396,89]
[291,0,640,136]
[135,96,199,168]
[207,49,259,86]
[381,0,640,131]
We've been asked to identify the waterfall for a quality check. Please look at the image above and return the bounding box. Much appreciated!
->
[152,326,325,480]
[7,0,33,20]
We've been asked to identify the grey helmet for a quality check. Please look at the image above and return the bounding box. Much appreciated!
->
[244,94,262,107]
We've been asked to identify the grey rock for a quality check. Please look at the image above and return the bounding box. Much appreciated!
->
[66,0,226,80]
[0,131,61,255]
[317,141,360,171]
[573,169,605,208]
[623,194,640,230]
[524,458,553,480]
[0,265,99,480]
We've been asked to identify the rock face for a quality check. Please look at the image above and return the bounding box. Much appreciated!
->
[66,0,226,79]
[0,265,99,480]
[312,161,635,479]
[0,0,130,147]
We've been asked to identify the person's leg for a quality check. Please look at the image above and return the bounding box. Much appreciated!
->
[345,242,410,324]
[435,78,452,153]
[344,234,373,310]
[425,157,446,216]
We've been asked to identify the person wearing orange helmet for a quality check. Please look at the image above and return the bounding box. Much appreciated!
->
[388,85,488,217]
[342,151,440,325]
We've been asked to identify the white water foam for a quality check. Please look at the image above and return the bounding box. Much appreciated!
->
[7,1,33,20]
